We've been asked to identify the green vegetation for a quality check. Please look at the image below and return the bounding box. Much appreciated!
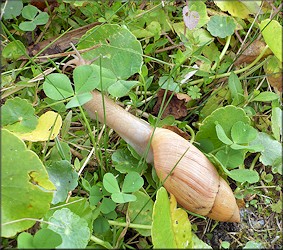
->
[1,0,282,249]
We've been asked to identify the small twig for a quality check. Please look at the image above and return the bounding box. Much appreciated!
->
[155,43,184,53]
[66,147,95,203]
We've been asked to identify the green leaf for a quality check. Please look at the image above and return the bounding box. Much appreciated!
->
[1,97,38,133]
[100,198,116,214]
[122,172,144,193]
[2,0,23,19]
[228,169,259,183]
[89,185,103,206]
[196,105,250,152]
[21,5,38,20]
[259,19,282,62]
[33,229,62,249]
[17,232,34,248]
[215,123,233,145]
[128,191,153,236]
[207,15,236,38]
[271,107,282,141]
[43,73,74,100]
[270,199,282,214]
[111,192,137,203]
[44,197,94,231]
[108,80,139,97]
[47,208,90,248]
[33,12,49,25]
[252,91,279,102]
[231,121,258,144]
[187,1,209,28]
[152,187,176,248]
[90,65,117,91]
[243,241,263,249]
[230,143,263,152]
[103,173,120,193]
[73,65,97,94]
[215,1,249,19]
[191,233,212,249]
[19,21,36,31]
[111,148,148,174]
[65,92,93,109]
[158,76,179,92]
[1,129,55,238]
[215,148,245,169]
[50,141,72,162]
[228,72,245,106]
[17,228,62,249]
[221,241,230,249]
[169,194,192,248]
[46,160,78,204]
[93,216,110,234]
[2,40,26,60]
[251,132,282,174]
[78,24,143,79]
[152,187,195,248]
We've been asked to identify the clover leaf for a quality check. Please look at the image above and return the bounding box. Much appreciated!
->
[103,172,144,203]
[43,73,74,100]
[19,5,49,31]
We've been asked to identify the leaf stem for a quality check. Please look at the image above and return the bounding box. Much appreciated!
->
[211,35,231,71]
[78,105,96,147]
[189,45,270,86]
[185,124,195,143]
[249,153,261,170]
[108,220,152,230]
[90,235,114,249]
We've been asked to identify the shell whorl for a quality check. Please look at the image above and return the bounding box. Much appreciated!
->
[150,127,240,222]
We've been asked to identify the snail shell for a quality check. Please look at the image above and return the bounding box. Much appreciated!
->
[84,91,240,222]
[151,128,240,222]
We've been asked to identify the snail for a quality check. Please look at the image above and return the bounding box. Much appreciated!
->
[83,90,240,222]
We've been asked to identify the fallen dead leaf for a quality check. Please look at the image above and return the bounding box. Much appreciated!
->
[264,56,282,92]
[152,89,190,119]
[235,40,272,66]
[26,22,101,57]
[162,125,191,140]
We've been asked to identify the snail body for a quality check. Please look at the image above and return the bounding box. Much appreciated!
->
[84,90,240,222]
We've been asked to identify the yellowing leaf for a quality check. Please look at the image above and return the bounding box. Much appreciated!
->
[259,19,283,62]
[264,56,282,92]
[170,194,192,248]
[214,1,251,19]
[152,187,176,248]
[15,111,62,141]
[152,187,193,248]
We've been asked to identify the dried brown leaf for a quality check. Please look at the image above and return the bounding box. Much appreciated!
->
[235,40,272,66]
[162,125,190,140]
[152,89,189,119]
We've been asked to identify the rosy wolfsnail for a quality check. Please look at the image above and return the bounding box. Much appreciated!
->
[84,90,240,222]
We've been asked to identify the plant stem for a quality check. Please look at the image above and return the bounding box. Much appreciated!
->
[108,220,152,230]
[211,35,231,71]
[249,153,261,170]
[90,235,114,249]
[189,45,270,86]
[185,124,195,143]
[78,105,96,147]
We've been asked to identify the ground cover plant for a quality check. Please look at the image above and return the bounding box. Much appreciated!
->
[1,0,282,249]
